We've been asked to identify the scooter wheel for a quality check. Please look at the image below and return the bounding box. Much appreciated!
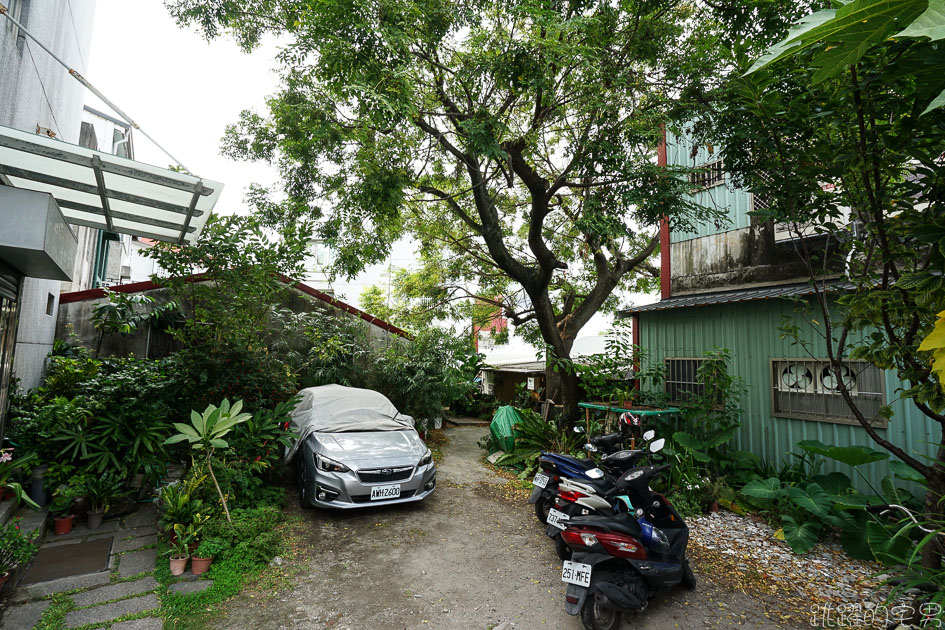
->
[555,534,572,561]
[581,593,622,630]
[534,495,551,524]
[682,558,697,590]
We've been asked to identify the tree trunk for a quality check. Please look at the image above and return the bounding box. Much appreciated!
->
[545,365,580,425]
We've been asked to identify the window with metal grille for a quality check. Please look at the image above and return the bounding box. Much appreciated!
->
[664,358,705,404]
[687,159,725,190]
[771,359,886,426]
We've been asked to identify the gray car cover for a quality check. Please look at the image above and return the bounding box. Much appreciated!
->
[284,385,415,463]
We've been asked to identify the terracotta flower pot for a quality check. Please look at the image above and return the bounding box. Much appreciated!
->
[190,556,212,575]
[53,515,74,535]
[87,510,105,529]
[709,501,719,513]
[169,554,188,576]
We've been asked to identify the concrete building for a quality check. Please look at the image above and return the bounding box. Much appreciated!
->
[0,1,223,438]
[0,0,96,393]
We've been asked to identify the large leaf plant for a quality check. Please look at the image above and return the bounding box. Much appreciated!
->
[165,399,251,523]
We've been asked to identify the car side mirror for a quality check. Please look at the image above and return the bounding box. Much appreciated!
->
[643,430,655,441]
[650,438,665,453]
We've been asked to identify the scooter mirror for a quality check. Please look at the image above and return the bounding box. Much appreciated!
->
[643,429,655,441]
[585,443,598,453]
[573,426,585,434]
[650,438,665,453]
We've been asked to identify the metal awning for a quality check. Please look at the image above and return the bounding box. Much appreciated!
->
[620,282,850,315]
[0,125,222,244]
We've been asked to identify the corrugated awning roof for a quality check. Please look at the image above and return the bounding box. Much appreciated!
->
[0,124,222,244]
[484,360,547,373]
[620,282,847,315]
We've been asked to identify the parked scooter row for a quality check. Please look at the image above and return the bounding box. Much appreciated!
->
[528,413,696,630]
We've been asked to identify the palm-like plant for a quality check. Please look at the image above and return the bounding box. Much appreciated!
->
[164,399,251,522]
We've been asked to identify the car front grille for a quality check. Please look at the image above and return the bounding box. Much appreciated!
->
[351,489,417,504]
[357,466,414,483]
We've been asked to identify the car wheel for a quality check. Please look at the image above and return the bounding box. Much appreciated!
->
[581,593,621,630]
[682,558,696,589]
[296,456,311,509]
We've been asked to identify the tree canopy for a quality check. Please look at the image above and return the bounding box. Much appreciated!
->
[167,0,739,415]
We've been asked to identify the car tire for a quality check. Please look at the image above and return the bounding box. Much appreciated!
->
[296,456,311,509]
[682,558,696,589]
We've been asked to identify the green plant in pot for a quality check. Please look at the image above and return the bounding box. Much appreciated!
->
[0,448,39,510]
[49,492,75,535]
[0,518,39,587]
[166,523,193,576]
[84,474,127,529]
[191,536,227,576]
[157,474,206,535]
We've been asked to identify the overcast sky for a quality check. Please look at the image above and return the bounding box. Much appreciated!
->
[86,0,281,216]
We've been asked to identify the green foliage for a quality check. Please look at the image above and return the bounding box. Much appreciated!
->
[158,474,208,534]
[226,396,299,477]
[495,408,584,477]
[84,473,128,513]
[166,0,737,417]
[165,399,253,452]
[143,213,312,353]
[195,536,229,559]
[90,288,180,356]
[919,309,945,391]
[0,448,39,510]
[0,518,39,574]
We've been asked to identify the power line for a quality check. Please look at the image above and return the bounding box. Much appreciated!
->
[63,0,86,70]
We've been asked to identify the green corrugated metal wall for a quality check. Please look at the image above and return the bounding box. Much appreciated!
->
[666,130,754,243]
[637,298,937,490]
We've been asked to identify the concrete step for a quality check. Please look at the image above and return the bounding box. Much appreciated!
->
[0,497,17,526]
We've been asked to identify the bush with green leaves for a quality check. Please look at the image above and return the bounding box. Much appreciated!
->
[165,399,252,523]
[495,408,586,478]
[739,440,922,556]
[0,518,39,574]
[157,475,208,534]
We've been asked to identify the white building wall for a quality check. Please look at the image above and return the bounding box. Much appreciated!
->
[0,0,97,389]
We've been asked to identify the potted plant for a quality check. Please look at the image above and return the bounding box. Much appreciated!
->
[191,536,227,575]
[84,474,127,529]
[49,492,76,535]
[0,518,39,589]
[166,524,192,576]
[703,477,729,514]
[157,475,206,535]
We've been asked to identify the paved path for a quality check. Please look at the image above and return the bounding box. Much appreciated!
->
[1,504,212,629]
[207,426,805,630]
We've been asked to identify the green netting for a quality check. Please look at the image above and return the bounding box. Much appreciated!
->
[490,405,522,453]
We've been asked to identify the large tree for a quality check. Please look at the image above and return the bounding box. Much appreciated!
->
[166,0,728,418]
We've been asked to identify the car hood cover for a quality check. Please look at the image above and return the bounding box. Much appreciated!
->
[284,385,415,463]
[312,430,426,469]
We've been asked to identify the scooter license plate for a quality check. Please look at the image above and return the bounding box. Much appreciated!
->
[533,472,550,488]
[561,560,592,587]
[546,507,569,530]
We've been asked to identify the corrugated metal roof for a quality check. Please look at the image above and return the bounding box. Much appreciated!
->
[484,360,546,373]
[621,283,843,314]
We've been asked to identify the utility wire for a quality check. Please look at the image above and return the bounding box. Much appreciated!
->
[0,2,190,171]
[62,0,86,70]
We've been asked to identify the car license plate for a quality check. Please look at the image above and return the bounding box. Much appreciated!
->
[533,472,549,488]
[547,507,569,530]
[370,484,401,500]
[561,560,592,587]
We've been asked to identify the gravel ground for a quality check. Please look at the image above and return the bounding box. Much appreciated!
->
[210,427,809,630]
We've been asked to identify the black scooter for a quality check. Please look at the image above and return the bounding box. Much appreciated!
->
[559,463,695,630]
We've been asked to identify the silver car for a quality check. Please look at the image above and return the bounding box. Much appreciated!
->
[288,385,436,509]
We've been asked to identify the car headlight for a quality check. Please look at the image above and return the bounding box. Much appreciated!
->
[315,453,349,473]
[418,449,432,467]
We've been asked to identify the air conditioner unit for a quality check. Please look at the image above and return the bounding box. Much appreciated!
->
[776,362,815,393]
[819,364,858,396]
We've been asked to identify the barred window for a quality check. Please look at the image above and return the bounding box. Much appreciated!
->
[688,159,725,190]
[664,358,704,404]
[771,359,886,426]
